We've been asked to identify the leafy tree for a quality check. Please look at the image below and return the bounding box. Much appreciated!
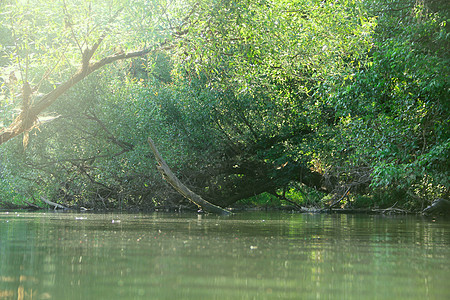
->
[317,0,449,208]
[1,0,378,209]
[0,0,194,145]
[2,0,447,211]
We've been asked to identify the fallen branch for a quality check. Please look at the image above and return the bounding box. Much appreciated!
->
[148,137,232,215]
[23,200,40,210]
[41,196,68,210]
[372,202,409,214]
[372,207,409,215]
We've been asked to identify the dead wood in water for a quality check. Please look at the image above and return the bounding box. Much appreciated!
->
[372,202,409,215]
[147,137,232,215]
[41,196,68,210]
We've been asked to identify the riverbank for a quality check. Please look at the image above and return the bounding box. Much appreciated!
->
[2,199,449,217]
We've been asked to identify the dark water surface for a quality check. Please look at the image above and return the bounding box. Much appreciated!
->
[0,211,449,299]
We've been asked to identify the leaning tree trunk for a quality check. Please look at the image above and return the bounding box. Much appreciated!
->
[148,137,232,215]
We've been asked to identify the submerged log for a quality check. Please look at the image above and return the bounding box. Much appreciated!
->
[148,137,232,215]
[423,198,450,216]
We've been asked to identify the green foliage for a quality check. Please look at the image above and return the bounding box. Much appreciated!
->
[178,0,375,95]
[0,0,448,211]
[238,192,281,208]
[0,163,23,205]
[318,1,449,207]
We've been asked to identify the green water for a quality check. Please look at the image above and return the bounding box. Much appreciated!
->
[0,212,449,299]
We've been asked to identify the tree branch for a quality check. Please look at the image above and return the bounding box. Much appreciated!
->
[0,41,174,146]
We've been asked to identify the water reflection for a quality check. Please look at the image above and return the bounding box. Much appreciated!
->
[0,212,449,299]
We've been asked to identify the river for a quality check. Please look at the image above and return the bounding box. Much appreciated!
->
[0,211,449,299]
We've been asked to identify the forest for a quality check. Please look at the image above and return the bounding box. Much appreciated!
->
[0,0,448,213]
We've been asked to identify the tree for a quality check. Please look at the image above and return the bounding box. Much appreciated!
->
[1,0,378,210]
[316,0,449,209]
[159,0,376,206]
[176,0,375,93]
[0,0,195,145]
[8,1,444,212]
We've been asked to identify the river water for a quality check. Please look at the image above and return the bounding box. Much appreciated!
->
[0,211,449,299]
